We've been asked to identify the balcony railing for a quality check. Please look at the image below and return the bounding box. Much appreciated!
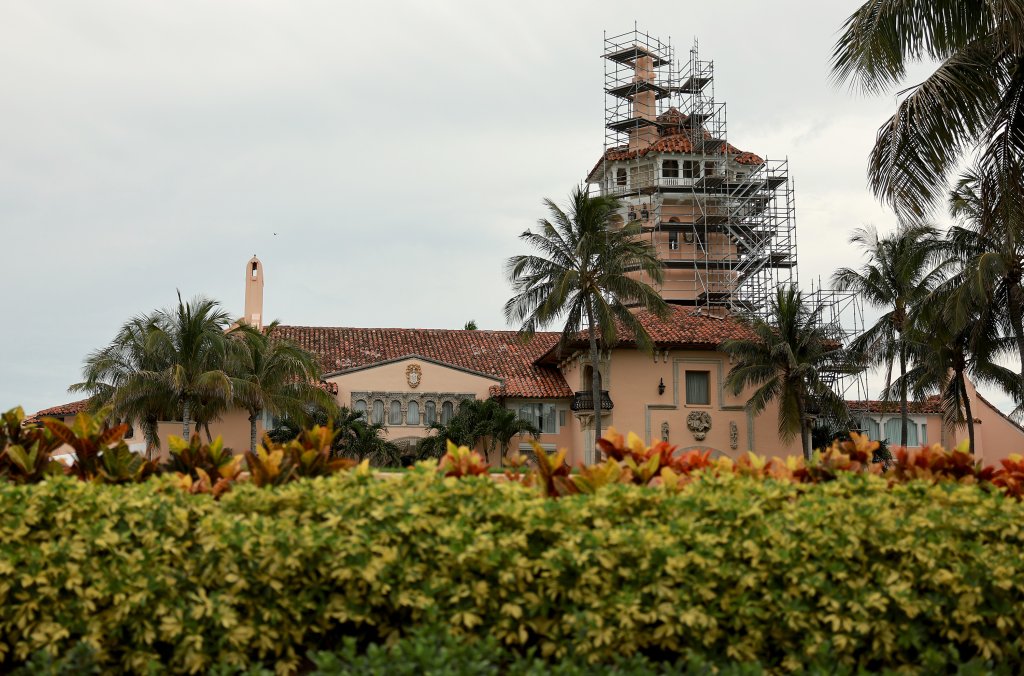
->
[571,390,614,412]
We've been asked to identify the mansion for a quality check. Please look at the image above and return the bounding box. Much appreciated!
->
[32,34,1024,465]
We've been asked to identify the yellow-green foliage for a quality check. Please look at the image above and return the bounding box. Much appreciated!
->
[2,471,1024,673]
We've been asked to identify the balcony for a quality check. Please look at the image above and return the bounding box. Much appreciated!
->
[571,390,614,412]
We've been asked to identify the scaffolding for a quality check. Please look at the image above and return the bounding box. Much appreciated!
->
[592,29,797,319]
[590,28,868,423]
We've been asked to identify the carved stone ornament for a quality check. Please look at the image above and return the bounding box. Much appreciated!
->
[405,364,422,389]
[686,411,712,441]
[661,421,669,442]
[729,420,739,450]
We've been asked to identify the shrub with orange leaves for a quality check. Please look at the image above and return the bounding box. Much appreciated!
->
[887,440,994,486]
[991,454,1024,499]
[438,441,489,478]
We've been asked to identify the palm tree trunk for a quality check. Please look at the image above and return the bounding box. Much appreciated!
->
[182,400,191,439]
[249,411,259,454]
[144,415,159,461]
[962,376,976,456]
[1008,290,1024,385]
[802,421,812,461]
[204,423,213,443]
[585,297,603,460]
[899,341,908,447]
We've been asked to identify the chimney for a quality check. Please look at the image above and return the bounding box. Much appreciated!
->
[244,255,264,331]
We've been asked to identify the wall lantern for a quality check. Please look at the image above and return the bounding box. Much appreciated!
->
[658,378,666,396]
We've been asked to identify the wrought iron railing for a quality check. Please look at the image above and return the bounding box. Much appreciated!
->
[571,390,614,412]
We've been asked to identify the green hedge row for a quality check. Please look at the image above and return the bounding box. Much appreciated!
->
[2,470,1023,673]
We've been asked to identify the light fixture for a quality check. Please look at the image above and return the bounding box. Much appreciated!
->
[658,378,666,396]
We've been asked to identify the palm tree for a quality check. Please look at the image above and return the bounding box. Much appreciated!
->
[945,160,1024,396]
[721,285,855,460]
[505,185,668,448]
[414,399,539,463]
[71,313,175,458]
[895,302,1017,454]
[147,293,234,438]
[832,224,943,446]
[229,321,336,453]
[831,1,1024,219]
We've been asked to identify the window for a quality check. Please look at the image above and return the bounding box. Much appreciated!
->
[662,159,679,178]
[704,161,718,177]
[406,401,420,426]
[354,400,367,418]
[682,160,699,179]
[372,399,385,425]
[668,231,679,250]
[615,168,627,186]
[441,401,454,425]
[425,401,437,426]
[921,424,927,445]
[389,400,402,425]
[559,409,566,427]
[860,417,880,440]
[883,418,918,446]
[518,403,557,434]
[685,371,710,405]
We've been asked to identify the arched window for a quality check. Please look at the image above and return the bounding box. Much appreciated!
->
[372,400,384,425]
[860,417,880,440]
[441,401,454,425]
[662,159,679,178]
[425,401,437,426]
[389,400,402,425]
[354,400,367,418]
[406,401,420,426]
[615,168,627,186]
[582,365,594,391]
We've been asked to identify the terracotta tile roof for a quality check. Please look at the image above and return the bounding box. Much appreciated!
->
[538,307,756,362]
[32,398,89,418]
[846,398,944,415]
[276,326,573,400]
[25,398,90,425]
[588,108,764,181]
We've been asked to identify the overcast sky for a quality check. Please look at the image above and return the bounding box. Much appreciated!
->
[2,1,1011,415]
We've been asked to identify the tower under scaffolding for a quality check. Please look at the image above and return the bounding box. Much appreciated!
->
[587,27,867,405]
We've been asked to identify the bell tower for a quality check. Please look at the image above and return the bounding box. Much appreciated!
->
[244,255,264,330]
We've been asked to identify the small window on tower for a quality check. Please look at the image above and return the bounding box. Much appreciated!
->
[668,231,679,250]
[616,168,627,186]
[251,262,258,279]
[662,160,679,178]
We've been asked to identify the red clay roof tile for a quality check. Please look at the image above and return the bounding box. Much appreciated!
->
[276,326,574,400]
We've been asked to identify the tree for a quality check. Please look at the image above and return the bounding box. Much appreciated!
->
[228,321,336,453]
[832,224,944,446]
[268,405,401,467]
[147,293,234,438]
[894,302,1017,454]
[71,313,176,458]
[415,398,539,464]
[721,285,855,460]
[464,320,478,330]
[505,186,668,449]
[832,1,1024,219]
[945,159,1024,399]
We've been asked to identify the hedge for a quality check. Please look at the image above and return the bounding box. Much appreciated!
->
[2,470,1024,673]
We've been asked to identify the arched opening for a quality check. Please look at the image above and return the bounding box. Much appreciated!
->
[582,364,594,391]
[615,168,627,186]
[372,400,385,425]
[425,401,437,426]
[406,401,420,426]
[389,400,402,425]
[662,159,679,178]
[441,401,455,425]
